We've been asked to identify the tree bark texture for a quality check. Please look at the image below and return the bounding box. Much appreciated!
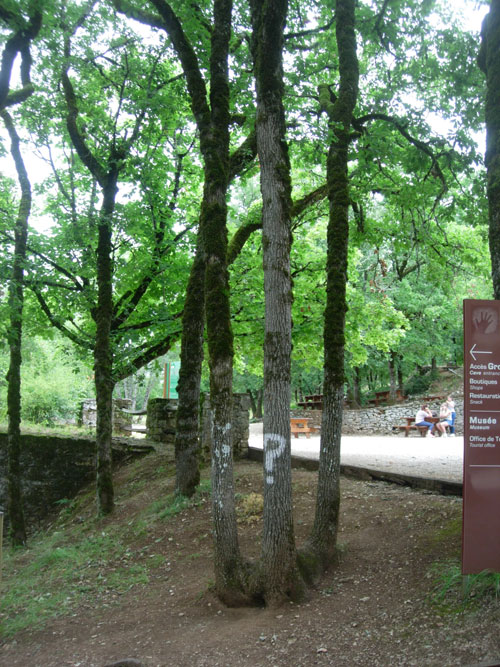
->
[2,110,30,546]
[1,0,41,547]
[389,352,397,401]
[127,0,248,602]
[478,1,500,298]
[251,0,302,605]
[308,0,359,567]
[94,179,117,515]
[199,0,248,604]
[174,232,204,497]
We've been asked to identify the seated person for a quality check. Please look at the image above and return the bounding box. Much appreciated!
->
[415,404,436,437]
[446,395,456,436]
[438,402,452,437]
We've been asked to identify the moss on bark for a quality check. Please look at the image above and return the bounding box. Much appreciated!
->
[174,234,204,497]
[309,0,359,564]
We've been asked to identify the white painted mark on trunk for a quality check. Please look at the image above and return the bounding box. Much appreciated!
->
[264,433,286,485]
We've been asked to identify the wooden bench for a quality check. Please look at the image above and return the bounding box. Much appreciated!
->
[393,415,447,437]
[291,417,318,438]
[369,390,407,406]
[297,400,323,410]
[297,394,323,410]
[393,424,428,437]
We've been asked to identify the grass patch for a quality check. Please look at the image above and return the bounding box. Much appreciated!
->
[429,559,500,612]
[147,479,211,520]
[430,517,462,544]
[0,526,147,638]
[0,477,212,639]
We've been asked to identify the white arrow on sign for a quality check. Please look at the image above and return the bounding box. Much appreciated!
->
[470,343,493,361]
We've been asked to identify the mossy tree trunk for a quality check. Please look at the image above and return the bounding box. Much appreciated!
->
[174,137,258,497]
[117,0,251,603]
[305,0,359,570]
[94,179,118,515]
[174,233,204,497]
[353,366,362,406]
[478,1,500,298]
[1,10,41,546]
[201,0,249,605]
[3,110,30,547]
[397,363,404,397]
[61,28,131,516]
[250,0,304,605]
[389,352,397,402]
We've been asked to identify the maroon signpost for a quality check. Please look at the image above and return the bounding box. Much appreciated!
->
[463,299,500,574]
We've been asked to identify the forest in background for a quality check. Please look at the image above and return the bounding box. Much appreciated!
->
[0,0,490,424]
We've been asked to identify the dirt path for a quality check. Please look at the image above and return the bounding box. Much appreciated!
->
[1,457,499,667]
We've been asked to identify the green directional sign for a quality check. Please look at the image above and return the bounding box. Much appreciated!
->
[164,361,180,398]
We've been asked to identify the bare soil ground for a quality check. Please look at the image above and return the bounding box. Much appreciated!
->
[1,453,500,667]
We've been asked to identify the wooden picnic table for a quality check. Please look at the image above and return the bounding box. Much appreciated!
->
[368,389,406,406]
[297,400,323,410]
[290,417,319,438]
[394,415,442,437]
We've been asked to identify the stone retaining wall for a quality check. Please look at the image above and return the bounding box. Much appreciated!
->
[146,398,178,443]
[79,398,133,435]
[0,433,153,531]
[292,398,463,435]
[146,394,251,458]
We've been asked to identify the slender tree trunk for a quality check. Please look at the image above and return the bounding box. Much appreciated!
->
[0,0,41,548]
[198,0,249,605]
[116,0,250,602]
[397,360,404,397]
[251,0,303,605]
[174,233,204,497]
[305,0,359,570]
[478,1,500,298]
[389,352,397,402]
[248,389,258,419]
[2,110,30,546]
[94,179,117,516]
[247,388,264,420]
[351,366,362,406]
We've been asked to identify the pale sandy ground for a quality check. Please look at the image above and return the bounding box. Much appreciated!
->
[248,422,463,483]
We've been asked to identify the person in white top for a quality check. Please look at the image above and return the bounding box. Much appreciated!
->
[438,402,452,437]
[446,395,456,436]
[415,404,435,437]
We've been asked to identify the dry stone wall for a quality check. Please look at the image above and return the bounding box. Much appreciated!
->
[0,433,152,531]
[292,398,463,435]
[146,398,178,444]
[341,398,464,435]
[79,398,133,435]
